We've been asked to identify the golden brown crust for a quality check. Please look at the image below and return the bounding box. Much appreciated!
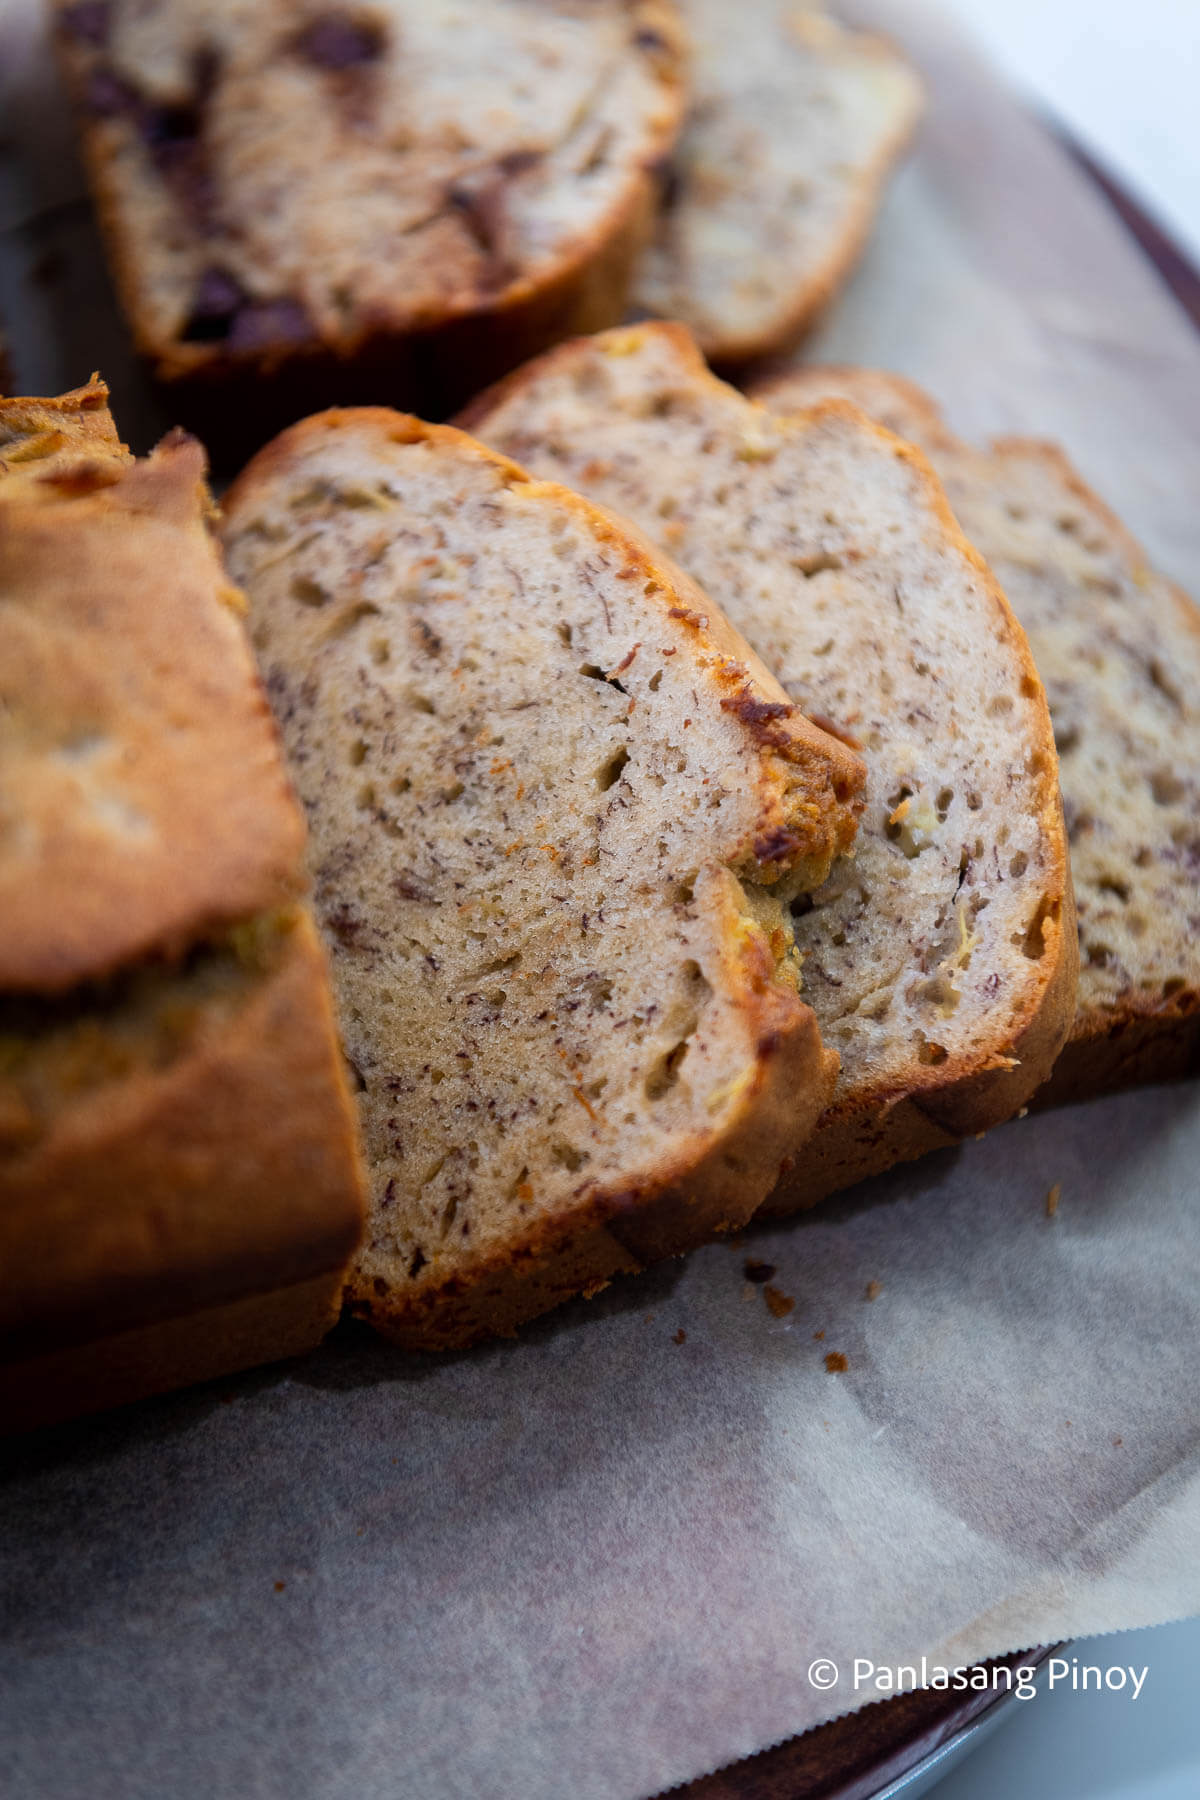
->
[0,911,363,1359]
[0,375,130,476]
[0,429,307,992]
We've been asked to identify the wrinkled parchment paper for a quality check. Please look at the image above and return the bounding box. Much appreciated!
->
[2,4,1199,1796]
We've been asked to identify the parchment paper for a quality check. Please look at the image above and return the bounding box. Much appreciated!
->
[2,4,1199,1797]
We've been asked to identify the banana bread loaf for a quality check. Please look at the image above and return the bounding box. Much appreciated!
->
[0,382,365,1429]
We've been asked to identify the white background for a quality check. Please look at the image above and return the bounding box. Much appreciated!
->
[939,0,1200,262]
[926,10,1200,1793]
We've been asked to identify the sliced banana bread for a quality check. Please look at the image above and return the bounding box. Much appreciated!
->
[463,323,1077,1207]
[221,409,865,1347]
[756,365,1200,1100]
[632,1,922,364]
[53,0,687,454]
[0,389,364,1428]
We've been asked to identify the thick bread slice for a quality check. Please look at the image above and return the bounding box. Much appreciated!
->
[463,323,1077,1207]
[756,365,1200,1100]
[0,388,364,1429]
[632,1,923,364]
[221,409,865,1347]
[54,0,688,451]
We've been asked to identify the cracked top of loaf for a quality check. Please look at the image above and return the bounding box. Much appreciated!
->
[0,381,306,991]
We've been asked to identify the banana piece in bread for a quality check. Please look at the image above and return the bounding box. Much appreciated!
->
[53,0,688,454]
[221,408,865,1347]
[756,364,1200,1100]
[0,382,365,1430]
[463,323,1077,1207]
[632,1,923,364]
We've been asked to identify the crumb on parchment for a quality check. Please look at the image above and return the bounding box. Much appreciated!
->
[763,1284,795,1318]
[1046,1182,1061,1217]
[865,1279,882,1301]
[824,1351,849,1373]
[673,1328,687,1344]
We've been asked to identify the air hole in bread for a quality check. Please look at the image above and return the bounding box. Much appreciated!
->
[597,746,630,791]
[1020,896,1055,961]
[551,1141,587,1172]
[1097,874,1131,903]
[645,1032,693,1100]
[328,599,381,638]
[1150,768,1185,805]
[916,1034,947,1065]
[1009,851,1028,879]
[291,574,330,606]
[793,551,843,578]
[987,694,1013,717]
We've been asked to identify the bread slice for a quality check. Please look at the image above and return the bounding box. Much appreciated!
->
[756,365,1200,1100]
[0,388,365,1428]
[220,409,865,1347]
[462,323,1077,1207]
[631,2,923,364]
[53,0,688,456]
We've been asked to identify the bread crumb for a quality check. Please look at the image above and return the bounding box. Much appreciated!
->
[1113,1436,1123,1447]
[744,1259,777,1284]
[644,1313,656,1323]
[813,1328,825,1341]
[673,1327,687,1344]
[865,1279,882,1301]
[274,1581,286,1593]
[1017,1106,1029,1118]
[1045,1182,1061,1217]
[824,1351,848,1373]
[763,1283,795,1318]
